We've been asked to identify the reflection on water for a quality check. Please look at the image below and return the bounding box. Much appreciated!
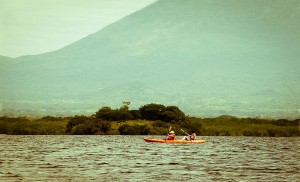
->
[0,135,299,181]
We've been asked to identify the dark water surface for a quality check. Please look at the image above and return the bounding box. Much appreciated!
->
[0,135,299,181]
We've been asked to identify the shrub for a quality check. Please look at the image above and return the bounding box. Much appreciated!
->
[95,107,133,121]
[66,115,91,134]
[139,103,186,122]
[118,124,150,135]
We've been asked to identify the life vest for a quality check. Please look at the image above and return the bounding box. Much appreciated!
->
[168,134,176,140]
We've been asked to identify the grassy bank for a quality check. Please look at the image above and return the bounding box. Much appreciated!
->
[190,116,299,137]
[0,116,69,135]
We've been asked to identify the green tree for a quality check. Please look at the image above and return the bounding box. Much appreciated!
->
[129,110,141,119]
[118,124,150,135]
[70,119,112,135]
[95,106,133,121]
[139,103,166,121]
[139,104,186,122]
[95,107,114,120]
[94,120,111,134]
[116,108,134,121]
[66,115,91,134]
[164,106,186,122]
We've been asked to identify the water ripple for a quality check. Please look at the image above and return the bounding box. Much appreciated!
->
[0,135,299,181]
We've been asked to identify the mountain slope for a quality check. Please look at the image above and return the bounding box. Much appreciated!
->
[1,0,300,117]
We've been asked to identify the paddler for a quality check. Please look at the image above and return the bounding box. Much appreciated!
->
[190,131,197,140]
[182,131,197,141]
[167,130,176,140]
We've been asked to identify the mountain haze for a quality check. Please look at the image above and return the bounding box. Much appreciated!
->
[1,0,300,118]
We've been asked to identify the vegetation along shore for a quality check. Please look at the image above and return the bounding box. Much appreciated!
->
[0,103,299,137]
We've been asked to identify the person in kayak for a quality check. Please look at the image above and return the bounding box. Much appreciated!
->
[189,131,197,140]
[183,131,197,141]
[167,131,176,140]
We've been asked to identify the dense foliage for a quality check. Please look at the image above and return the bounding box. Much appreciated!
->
[0,116,68,135]
[0,104,299,137]
[94,103,186,122]
[139,104,186,122]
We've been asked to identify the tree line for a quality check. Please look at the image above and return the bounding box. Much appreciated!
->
[0,103,299,136]
[66,103,188,135]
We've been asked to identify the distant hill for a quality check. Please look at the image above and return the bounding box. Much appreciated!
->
[1,0,299,118]
[0,55,11,60]
[0,55,11,66]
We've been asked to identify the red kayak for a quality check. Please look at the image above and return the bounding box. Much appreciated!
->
[144,138,206,143]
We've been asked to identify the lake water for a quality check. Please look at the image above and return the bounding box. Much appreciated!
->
[0,135,299,181]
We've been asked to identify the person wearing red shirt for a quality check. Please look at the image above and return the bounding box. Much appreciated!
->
[167,131,176,140]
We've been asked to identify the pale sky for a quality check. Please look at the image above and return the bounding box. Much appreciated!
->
[0,0,156,58]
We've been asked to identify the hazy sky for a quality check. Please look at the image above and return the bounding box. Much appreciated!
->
[0,0,156,58]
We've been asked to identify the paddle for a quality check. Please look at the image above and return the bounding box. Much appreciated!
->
[180,128,190,140]
[180,128,189,136]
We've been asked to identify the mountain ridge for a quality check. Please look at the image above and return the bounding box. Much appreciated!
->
[1,0,299,118]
